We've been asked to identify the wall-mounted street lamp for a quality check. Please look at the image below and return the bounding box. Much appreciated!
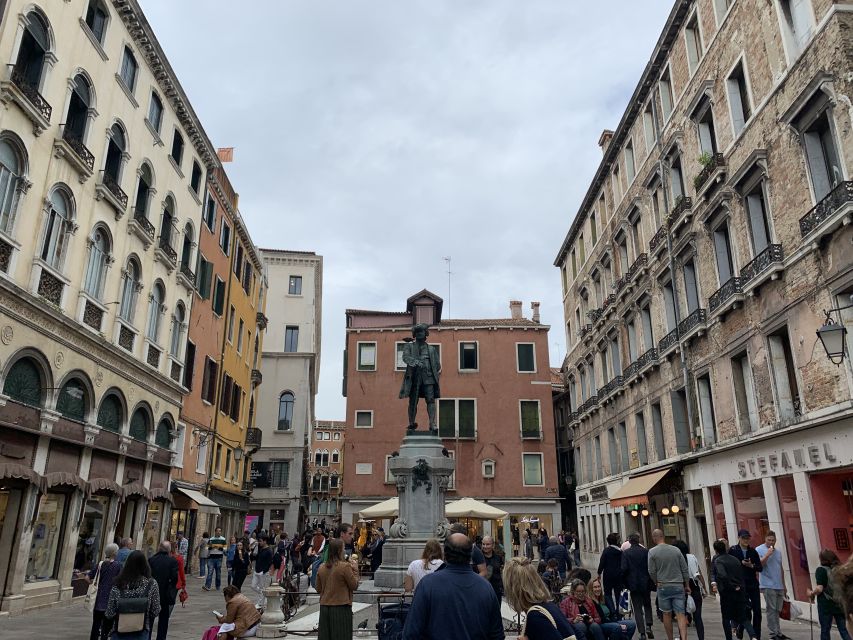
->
[817,307,851,365]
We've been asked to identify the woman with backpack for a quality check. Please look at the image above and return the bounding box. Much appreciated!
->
[808,549,852,640]
[103,550,161,640]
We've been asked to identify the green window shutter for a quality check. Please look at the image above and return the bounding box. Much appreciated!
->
[521,401,540,438]
[155,419,171,447]
[97,395,122,432]
[438,399,455,438]
[56,380,87,421]
[198,259,212,299]
[458,400,475,438]
[129,409,148,440]
[3,358,42,407]
[517,344,535,372]
[523,454,543,485]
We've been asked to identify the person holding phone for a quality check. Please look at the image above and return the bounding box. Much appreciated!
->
[729,530,763,640]
[756,531,787,640]
[214,585,261,639]
[560,578,606,640]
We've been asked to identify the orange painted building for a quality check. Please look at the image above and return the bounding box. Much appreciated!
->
[341,291,560,546]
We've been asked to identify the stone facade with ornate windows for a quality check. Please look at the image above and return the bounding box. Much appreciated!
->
[307,419,346,527]
[553,0,853,612]
[0,0,220,613]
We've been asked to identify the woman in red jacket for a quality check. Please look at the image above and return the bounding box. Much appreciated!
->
[171,542,187,610]
[560,578,606,640]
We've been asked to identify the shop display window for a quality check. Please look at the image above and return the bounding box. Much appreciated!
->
[27,492,67,582]
[776,476,811,601]
[732,481,768,539]
[170,508,190,541]
[709,486,726,540]
[809,471,853,564]
[75,495,110,572]
[141,501,163,557]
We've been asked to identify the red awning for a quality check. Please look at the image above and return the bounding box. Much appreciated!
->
[609,468,671,508]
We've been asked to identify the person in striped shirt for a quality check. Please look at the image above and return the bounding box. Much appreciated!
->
[204,527,227,591]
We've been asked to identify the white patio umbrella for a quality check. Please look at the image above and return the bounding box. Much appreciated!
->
[445,497,508,519]
[358,497,399,519]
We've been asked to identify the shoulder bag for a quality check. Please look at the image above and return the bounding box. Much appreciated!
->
[116,582,150,634]
[84,561,102,613]
[522,604,577,640]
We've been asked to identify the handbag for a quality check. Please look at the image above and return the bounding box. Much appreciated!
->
[781,597,802,620]
[522,605,577,640]
[179,588,189,606]
[116,595,149,633]
[84,561,102,613]
[686,595,697,614]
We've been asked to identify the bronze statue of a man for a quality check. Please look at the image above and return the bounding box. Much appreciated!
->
[399,323,441,432]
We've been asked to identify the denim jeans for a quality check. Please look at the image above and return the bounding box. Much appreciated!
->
[657,585,686,615]
[199,556,208,577]
[601,619,637,640]
[819,609,852,640]
[205,556,222,589]
[227,560,233,586]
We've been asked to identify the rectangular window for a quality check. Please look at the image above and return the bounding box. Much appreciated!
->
[227,306,235,343]
[519,400,541,439]
[627,318,638,362]
[731,351,759,433]
[612,166,622,202]
[594,435,603,480]
[395,342,406,371]
[170,131,184,167]
[801,107,842,201]
[663,280,677,331]
[459,342,478,370]
[219,374,233,414]
[183,341,196,390]
[212,277,225,315]
[230,384,241,422]
[609,334,621,376]
[635,411,648,465]
[234,245,244,279]
[384,455,395,483]
[696,102,718,155]
[237,319,244,353]
[578,234,585,264]
[641,303,655,351]
[619,422,629,472]
[357,342,376,371]
[197,257,212,299]
[660,68,674,121]
[745,182,772,254]
[516,343,536,372]
[224,449,231,480]
[214,443,222,477]
[670,153,685,200]
[625,142,636,183]
[696,372,717,445]
[196,439,208,474]
[288,275,302,295]
[438,399,477,438]
[683,258,700,313]
[219,222,231,256]
[714,0,733,24]
[119,47,137,91]
[607,428,618,476]
[190,161,203,194]
[201,358,217,404]
[671,387,691,454]
[355,411,373,428]
[271,461,290,488]
[590,212,597,246]
[571,250,577,278]
[685,13,703,74]
[768,327,801,421]
[147,93,163,133]
[652,401,666,461]
[203,192,216,231]
[284,326,299,353]
[522,453,544,486]
[242,263,252,295]
[643,102,656,151]
[727,61,752,135]
[584,438,593,484]
[778,0,815,60]
[713,220,735,283]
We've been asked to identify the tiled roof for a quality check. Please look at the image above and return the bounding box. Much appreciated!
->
[550,368,563,385]
[259,248,317,255]
[438,319,543,328]
[345,309,410,316]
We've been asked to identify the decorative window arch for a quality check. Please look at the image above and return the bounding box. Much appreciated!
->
[14,9,54,92]
[56,375,90,422]
[0,133,28,236]
[65,73,94,144]
[41,185,75,269]
[133,162,154,218]
[169,301,186,358]
[96,391,124,432]
[159,195,177,250]
[277,392,294,430]
[119,256,141,322]
[129,406,150,441]
[180,221,194,269]
[83,224,111,299]
[104,122,126,185]
[2,355,45,407]
[146,280,165,342]
[331,449,340,464]
[155,416,172,448]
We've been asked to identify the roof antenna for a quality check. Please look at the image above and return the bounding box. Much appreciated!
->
[443,256,452,319]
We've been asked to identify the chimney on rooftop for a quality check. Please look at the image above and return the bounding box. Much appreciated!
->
[510,300,523,320]
[598,129,615,155]
[531,301,541,324]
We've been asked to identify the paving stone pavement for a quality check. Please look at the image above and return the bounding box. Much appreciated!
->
[0,575,827,640]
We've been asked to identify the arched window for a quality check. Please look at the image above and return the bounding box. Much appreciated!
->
[310,498,319,514]
[56,378,88,421]
[0,138,25,234]
[119,258,140,322]
[129,407,149,441]
[331,449,340,464]
[85,0,109,45]
[15,11,50,90]
[320,450,329,467]
[277,392,294,431]
[83,226,110,299]
[320,476,329,493]
[2,357,43,406]
[146,281,165,342]
[159,196,175,250]
[170,302,185,358]
[133,164,153,218]
[96,393,122,432]
[104,124,125,184]
[180,222,193,269]
[65,74,91,143]
[41,188,72,268]
[314,450,322,466]
[311,474,321,492]
[155,418,172,448]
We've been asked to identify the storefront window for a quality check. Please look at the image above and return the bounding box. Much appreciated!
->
[732,481,768,539]
[776,476,811,601]
[76,495,109,572]
[809,470,853,564]
[27,492,67,582]
[170,509,190,541]
[709,486,726,540]
[141,501,163,557]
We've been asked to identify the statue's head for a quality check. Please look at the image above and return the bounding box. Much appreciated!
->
[412,323,430,341]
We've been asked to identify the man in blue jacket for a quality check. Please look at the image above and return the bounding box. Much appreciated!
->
[403,533,505,640]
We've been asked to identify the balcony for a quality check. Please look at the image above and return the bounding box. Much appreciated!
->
[637,347,659,373]
[623,360,640,383]
[615,276,627,296]
[740,244,784,294]
[245,427,262,452]
[603,293,616,314]
[693,153,726,197]
[599,375,624,401]
[95,171,129,218]
[242,481,254,494]
[587,307,603,324]
[678,307,707,342]
[176,262,196,291]
[128,209,155,249]
[658,327,679,356]
[54,129,94,182]
[799,181,853,244]
[709,277,744,318]
[579,324,593,342]
[1,67,52,135]
[256,312,268,330]
[568,411,580,425]
[578,395,598,416]
[650,224,668,255]
[627,253,648,282]
[154,235,178,271]
[667,196,693,230]
[251,368,263,386]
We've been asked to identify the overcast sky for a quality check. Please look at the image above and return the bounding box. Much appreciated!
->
[141,1,673,421]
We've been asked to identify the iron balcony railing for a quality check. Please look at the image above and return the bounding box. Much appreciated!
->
[678,308,707,336]
[157,235,177,265]
[587,307,603,323]
[132,209,155,240]
[650,224,667,253]
[245,427,262,450]
[709,277,743,314]
[627,253,648,281]
[102,172,129,208]
[637,347,658,370]
[740,244,783,285]
[10,67,52,121]
[179,262,195,285]
[62,129,95,172]
[659,327,679,353]
[694,153,725,192]
[799,181,853,238]
[623,360,639,380]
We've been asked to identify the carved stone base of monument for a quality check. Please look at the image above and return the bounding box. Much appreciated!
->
[373,431,455,589]
[256,584,287,638]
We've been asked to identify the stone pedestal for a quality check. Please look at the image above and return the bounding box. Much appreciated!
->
[256,584,287,638]
[373,432,456,589]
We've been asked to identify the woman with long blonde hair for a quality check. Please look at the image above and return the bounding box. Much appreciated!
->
[404,539,443,593]
[503,556,579,640]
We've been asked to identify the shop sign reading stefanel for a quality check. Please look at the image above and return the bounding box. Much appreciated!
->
[737,443,837,478]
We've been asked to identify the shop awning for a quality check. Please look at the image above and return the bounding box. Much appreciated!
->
[359,497,399,519]
[609,468,671,508]
[445,498,509,519]
[174,486,220,515]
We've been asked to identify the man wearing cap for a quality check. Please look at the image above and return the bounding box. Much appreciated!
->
[730,529,763,640]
